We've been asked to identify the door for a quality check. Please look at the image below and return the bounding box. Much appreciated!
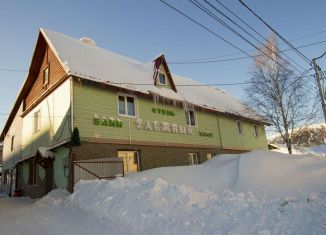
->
[118,151,139,173]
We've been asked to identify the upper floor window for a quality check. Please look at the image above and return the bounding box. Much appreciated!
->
[10,135,15,152]
[34,110,41,133]
[118,94,136,117]
[43,66,49,86]
[237,121,243,135]
[158,73,166,85]
[253,125,259,137]
[185,109,196,126]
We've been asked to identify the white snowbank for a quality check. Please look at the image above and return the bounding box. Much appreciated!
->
[272,144,326,157]
[35,150,326,235]
[130,150,326,195]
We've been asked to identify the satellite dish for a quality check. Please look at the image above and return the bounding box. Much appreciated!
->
[79,37,96,46]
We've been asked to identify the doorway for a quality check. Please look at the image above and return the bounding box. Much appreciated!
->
[118,151,139,173]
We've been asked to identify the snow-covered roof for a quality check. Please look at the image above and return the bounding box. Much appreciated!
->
[41,28,268,124]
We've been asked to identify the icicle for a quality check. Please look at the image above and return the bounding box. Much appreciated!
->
[152,92,160,107]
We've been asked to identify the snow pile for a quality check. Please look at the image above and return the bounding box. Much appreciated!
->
[272,144,326,157]
[308,144,326,156]
[34,150,326,235]
[130,150,326,195]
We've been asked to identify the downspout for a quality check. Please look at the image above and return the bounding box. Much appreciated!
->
[216,115,223,150]
[69,76,75,193]
[70,76,74,134]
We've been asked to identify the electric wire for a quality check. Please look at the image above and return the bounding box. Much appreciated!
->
[211,0,306,71]
[188,0,302,73]
[238,0,312,65]
[169,40,326,64]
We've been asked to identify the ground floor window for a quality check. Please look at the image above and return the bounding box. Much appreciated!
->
[188,153,199,165]
[29,161,37,185]
[3,169,10,185]
[253,125,259,137]
[207,153,214,160]
[118,151,139,173]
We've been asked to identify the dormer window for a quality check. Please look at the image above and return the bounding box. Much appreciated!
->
[158,73,166,85]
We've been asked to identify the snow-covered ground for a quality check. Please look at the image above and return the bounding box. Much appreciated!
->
[0,150,325,235]
[272,144,326,157]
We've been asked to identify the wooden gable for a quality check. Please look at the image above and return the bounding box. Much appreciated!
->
[1,30,68,140]
[24,42,67,110]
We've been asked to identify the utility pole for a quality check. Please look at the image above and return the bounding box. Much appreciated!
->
[312,52,326,123]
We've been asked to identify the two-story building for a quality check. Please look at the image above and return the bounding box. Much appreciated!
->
[0,29,269,198]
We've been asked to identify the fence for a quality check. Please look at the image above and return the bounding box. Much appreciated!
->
[73,158,124,184]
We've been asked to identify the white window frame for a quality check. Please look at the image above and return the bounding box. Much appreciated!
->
[158,72,166,85]
[188,153,199,165]
[185,107,197,127]
[117,93,137,118]
[33,110,41,133]
[236,120,243,135]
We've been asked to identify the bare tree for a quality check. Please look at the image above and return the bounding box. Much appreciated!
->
[245,35,318,154]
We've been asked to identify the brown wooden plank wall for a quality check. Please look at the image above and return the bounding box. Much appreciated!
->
[25,45,67,109]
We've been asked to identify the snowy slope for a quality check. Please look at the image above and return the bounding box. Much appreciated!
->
[1,151,325,235]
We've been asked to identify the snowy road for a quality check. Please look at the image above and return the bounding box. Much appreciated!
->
[0,197,116,235]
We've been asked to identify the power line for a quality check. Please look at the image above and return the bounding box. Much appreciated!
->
[170,33,326,64]
[0,68,27,72]
[158,0,255,59]
[212,0,306,71]
[169,39,326,65]
[187,0,305,75]
[0,38,325,72]
[290,29,326,42]
[238,0,312,65]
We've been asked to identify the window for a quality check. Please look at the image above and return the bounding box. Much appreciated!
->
[43,66,49,86]
[34,110,41,133]
[185,109,196,126]
[188,153,199,165]
[10,135,15,152]
[253,125,259,137]
[207,153,214,160]
[3,170,10,185]
[29,161,37,185]
[158,73,166,84]
[237,121,243,135]
[22,99,26,112]
[118,95,136,117]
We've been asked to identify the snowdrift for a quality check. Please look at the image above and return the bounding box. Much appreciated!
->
[39,151,326,235]
[130,150,326,195]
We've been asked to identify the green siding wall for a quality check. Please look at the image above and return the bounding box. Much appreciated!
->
[53,147,69,189]
[73,81,267,150]
[218,116,267,150]
[22,162,29,185]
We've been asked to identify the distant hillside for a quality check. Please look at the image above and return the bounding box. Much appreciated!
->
[269,123,326,147]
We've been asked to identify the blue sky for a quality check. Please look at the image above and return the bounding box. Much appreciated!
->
[1,0,326,132]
